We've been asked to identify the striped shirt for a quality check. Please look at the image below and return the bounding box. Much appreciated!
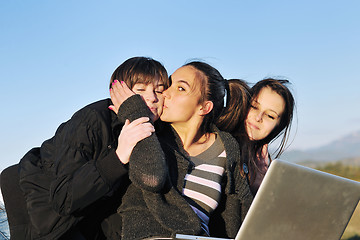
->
[182,136,226,235]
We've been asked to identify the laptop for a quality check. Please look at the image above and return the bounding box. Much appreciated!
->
[176,159,360,240]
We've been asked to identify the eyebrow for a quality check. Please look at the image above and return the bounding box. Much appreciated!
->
[178,79,191,88]
[169,75,191,88]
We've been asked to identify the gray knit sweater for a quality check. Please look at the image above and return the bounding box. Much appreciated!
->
[102,95,253,240]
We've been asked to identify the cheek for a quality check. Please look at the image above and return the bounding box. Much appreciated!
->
[157,95,164,105]
[247,108,257,119]
[265,121,278,135]
[245,112,252,121]
[157,102,164,113]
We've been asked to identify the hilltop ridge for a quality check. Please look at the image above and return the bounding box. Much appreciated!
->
[280,130,360,165]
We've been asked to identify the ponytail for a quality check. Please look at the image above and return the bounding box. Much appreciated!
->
[217,79,251,140]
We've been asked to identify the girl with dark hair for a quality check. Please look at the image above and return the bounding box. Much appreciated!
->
[245,78,295,195]
[103,61,253,239]
[227,78,295,195]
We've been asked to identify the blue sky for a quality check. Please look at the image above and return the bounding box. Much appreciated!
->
[1,0,359,171]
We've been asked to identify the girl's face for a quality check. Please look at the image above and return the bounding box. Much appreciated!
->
[246,87,285,141]
[160,66,203,124]
[132,77,165,121]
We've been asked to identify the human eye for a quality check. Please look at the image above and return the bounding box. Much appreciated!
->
[178,86,186,92]
[266,112,278,120]
[155,86,164,94]
[250,102,258,109]
[133,88,145,95]
[132,84,145,93]
[174,80,189,92]
[267,114,276,120]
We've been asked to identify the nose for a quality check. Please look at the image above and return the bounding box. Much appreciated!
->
[162,88,171,99]
[144,90,158,103]
[255,112,263,122]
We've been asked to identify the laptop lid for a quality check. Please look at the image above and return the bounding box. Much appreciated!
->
[235,159,360,240]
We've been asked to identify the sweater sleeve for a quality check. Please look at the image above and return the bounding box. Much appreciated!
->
[47,108,129,216]
[117,94,168,192]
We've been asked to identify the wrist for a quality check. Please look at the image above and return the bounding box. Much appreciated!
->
[115,149,130,165]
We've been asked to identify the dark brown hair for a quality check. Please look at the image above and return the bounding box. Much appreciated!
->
[249,78,295,158]
[241,78,295,186]
[183,61,227,133]
[216,79,251,138]
[110,57,169,90]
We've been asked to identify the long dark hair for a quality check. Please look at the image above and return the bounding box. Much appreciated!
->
[183,61,227,134]
[242,78,295,182]
[183,62,251,136]
[249,78,295,158]
[216,79,251,138]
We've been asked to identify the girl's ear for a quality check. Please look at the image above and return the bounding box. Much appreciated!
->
[199,100,214,116]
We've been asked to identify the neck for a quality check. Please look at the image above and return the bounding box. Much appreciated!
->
[171,121,215,156]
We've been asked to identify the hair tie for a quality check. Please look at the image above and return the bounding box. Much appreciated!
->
[224,80,229,108]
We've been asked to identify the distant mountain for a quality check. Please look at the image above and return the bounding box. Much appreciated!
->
[280,130,360,164]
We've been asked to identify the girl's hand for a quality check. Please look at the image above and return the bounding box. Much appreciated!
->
[109,80,135,114]
[115,117,155,164]
[261,144,269,165]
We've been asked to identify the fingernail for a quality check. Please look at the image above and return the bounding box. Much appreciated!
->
[120,81,124,84]
[114,80,118,83]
